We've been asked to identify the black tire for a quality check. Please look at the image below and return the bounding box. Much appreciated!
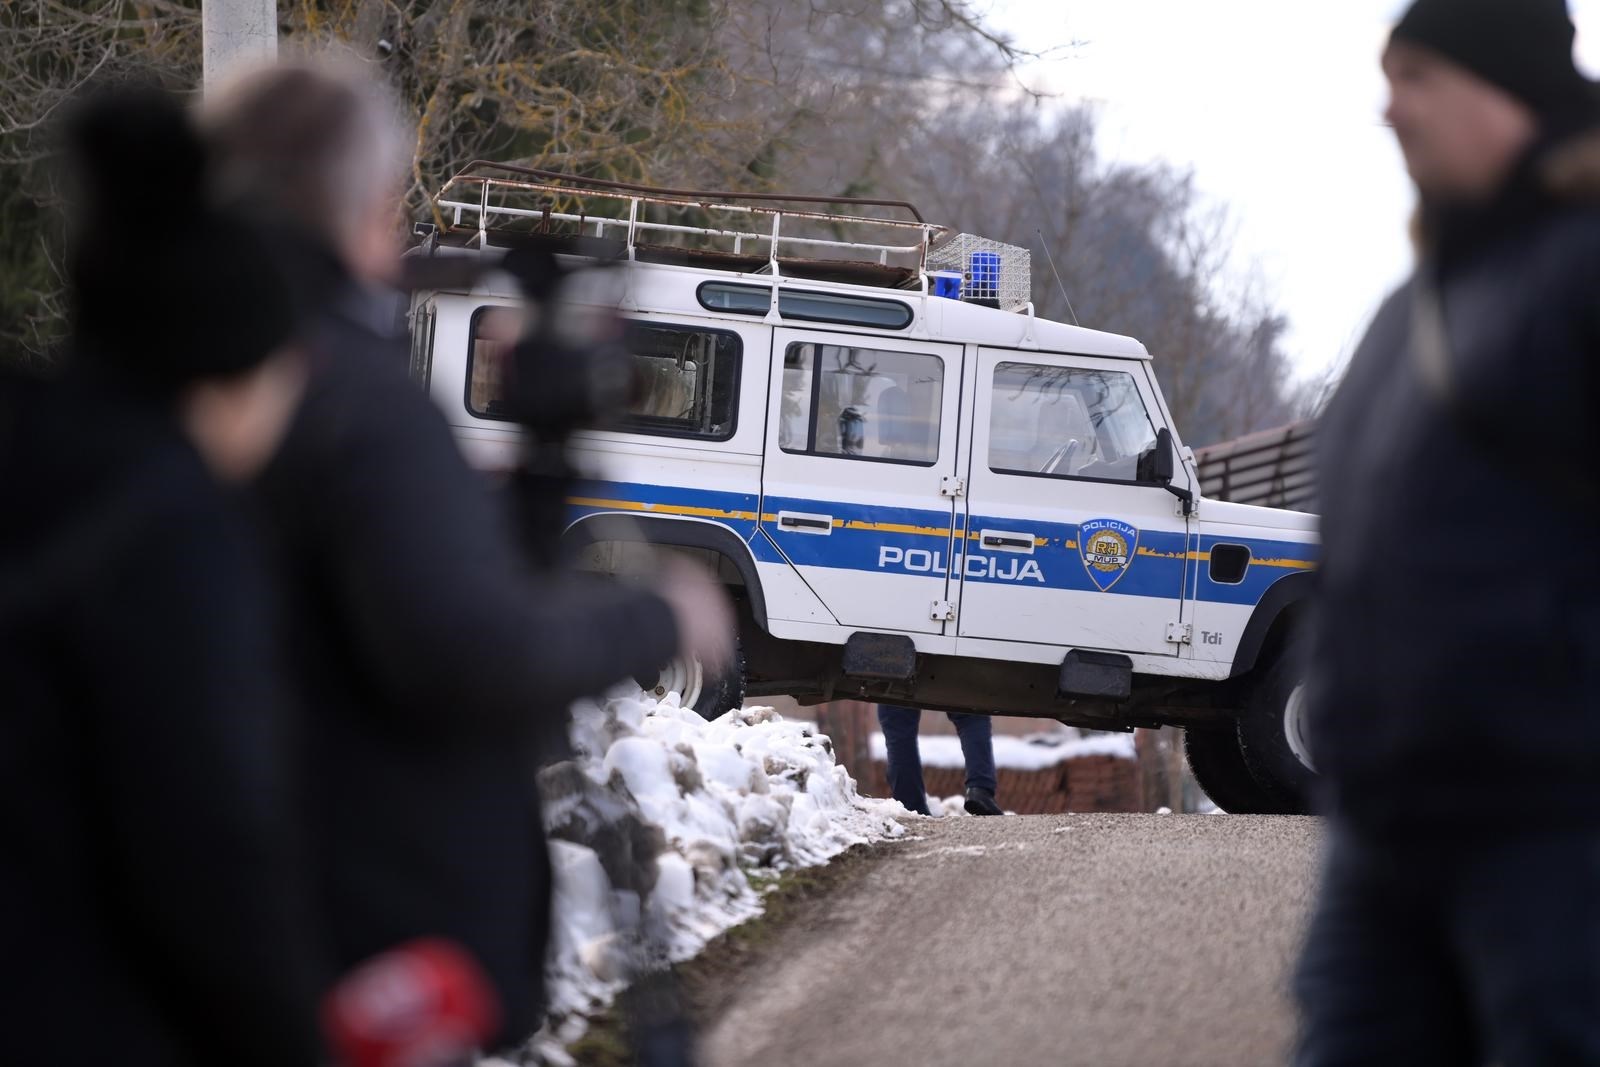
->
[689,634,746,720]
[1183,727,1292,815]
[1235,652,1316,815]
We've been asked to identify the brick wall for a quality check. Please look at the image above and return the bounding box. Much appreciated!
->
[754,698,1147,814]
[860,753,1142,814]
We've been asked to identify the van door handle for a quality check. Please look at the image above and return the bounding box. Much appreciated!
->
[981,531,1036,552]
[777,512,834,534]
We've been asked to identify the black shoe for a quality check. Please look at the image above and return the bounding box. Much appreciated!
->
[964,788,1003,816]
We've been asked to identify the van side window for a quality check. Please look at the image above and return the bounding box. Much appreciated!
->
[466,307,741,440]
[698,283,913,330]
[988,362,1158,483]
[779,342,942,465]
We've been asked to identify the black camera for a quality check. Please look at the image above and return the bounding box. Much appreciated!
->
[497,245,641,444]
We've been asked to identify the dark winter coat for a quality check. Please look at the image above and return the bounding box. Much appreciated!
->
[1307,125,1600,832]
[0,371,323,1067]
[258,275,680,1045]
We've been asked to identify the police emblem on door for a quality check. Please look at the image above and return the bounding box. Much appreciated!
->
[1078,518,1139,591]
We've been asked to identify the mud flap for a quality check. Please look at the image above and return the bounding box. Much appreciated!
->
[841,632,918,682]
[1058,649,1133,701]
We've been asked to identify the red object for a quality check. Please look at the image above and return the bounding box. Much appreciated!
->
[323,939,501,1067]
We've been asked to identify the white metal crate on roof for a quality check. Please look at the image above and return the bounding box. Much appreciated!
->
[926,233,1032,312]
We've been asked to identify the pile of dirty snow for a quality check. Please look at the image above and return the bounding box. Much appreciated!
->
[514,689,907,1062]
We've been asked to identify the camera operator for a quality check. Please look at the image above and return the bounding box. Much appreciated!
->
[199,58,732,1052]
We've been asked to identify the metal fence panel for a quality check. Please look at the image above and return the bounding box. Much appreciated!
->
[1194,420,1316,512]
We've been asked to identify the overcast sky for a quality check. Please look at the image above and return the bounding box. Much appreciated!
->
[982,0,1600,382]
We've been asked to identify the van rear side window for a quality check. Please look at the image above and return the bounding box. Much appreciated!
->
[467,306,520,419]
[624,323,741,439]
[466,307,741,440]
[779,342,942,465]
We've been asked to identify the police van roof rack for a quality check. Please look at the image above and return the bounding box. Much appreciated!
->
[432,161,948,288]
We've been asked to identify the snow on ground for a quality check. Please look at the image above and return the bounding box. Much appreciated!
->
[510,689,908,1063]
[868,724,1139,771]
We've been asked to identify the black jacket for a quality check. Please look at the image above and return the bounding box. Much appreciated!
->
[1308,127,1600,831]
[258,279,679,1044]
[0,372,323,1067]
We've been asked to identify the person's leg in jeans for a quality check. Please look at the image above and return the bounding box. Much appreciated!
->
[948,713,997,795]
[877,704,929,816]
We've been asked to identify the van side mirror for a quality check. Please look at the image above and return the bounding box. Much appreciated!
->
[1149,427,1176,484]
[1150,427,1194,516]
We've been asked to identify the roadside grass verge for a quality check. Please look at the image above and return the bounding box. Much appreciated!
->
[563,843,884,1065]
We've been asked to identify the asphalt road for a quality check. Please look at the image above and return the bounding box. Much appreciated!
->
[697,814,1323,1067]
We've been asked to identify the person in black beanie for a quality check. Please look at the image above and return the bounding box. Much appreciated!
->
[0,89,324,1066]
[1296,2,1600,1064]
[1391,0,1595,125]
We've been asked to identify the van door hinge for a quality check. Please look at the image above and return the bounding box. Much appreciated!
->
[930,600,957,622]
[1165,622,1193,645]
[939,476,966,498]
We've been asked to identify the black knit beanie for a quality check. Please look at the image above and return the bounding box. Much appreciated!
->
[64,86,296,392]
[1391,0,1596,122]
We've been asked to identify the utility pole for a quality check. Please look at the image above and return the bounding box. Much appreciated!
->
[202,0,277,91]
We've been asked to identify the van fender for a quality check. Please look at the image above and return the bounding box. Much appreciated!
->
[1229,571,1313,678]
[563,512,769,630]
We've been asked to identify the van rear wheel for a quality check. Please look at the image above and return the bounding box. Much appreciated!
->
[1183,726,1291,815]
[644,636,746,720]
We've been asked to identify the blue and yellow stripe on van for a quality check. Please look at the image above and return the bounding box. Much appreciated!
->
[567,481,782,563]
[565,480,1318,607]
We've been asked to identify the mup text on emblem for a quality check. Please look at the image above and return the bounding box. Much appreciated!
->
[1078,518,1138,591]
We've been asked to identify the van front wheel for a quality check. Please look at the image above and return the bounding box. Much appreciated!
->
[1183,726,1291,815]
[1235,653,1316,815]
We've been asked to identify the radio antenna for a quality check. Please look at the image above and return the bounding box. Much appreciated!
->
[1037,228,1080,326]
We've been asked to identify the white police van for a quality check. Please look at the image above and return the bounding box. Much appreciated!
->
[405,164,1320,814]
